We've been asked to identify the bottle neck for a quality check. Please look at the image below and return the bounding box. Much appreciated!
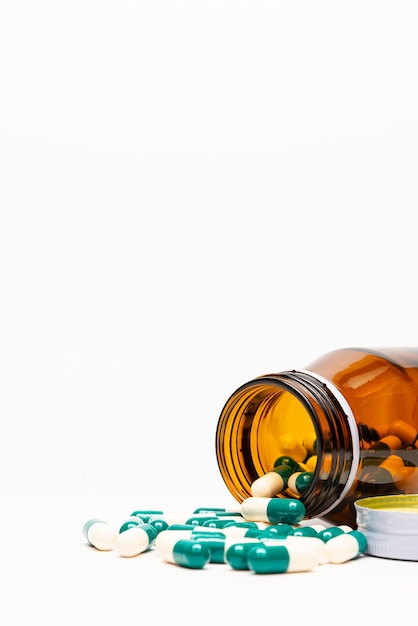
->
[270,370,360,518]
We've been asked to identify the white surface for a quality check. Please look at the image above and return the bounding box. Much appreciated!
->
[1,1,418,623]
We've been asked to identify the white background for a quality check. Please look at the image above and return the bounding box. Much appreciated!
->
[0,1,417,624]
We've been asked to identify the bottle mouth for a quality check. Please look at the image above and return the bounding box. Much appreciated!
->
[216,370,360,520]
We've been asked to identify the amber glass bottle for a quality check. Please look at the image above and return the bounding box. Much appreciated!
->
[216,348,418,526]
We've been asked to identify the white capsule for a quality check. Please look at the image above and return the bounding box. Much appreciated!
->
[83,519,117,551]
[306,523,327,533]
[155,529,192,553]
[325,530,367,564]
[116,524,156,557]
[251,471,288,498]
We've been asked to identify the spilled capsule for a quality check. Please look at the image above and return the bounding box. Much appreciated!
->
[83,519,117,551]
[226,541,265,570]
[241,497,305,524]
[157,537,211,569]
[325,530,367,564]
[246,541,321,574]
[263,535,328,565]
[251,465,294,498]
[287,471,313,495]
[116,523,157,557]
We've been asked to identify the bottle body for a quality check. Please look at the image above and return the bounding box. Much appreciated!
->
[215,348,418,525]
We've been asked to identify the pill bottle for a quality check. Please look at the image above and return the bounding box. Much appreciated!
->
[215,348,418,526]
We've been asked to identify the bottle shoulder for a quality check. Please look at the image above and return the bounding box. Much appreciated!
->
[306,348,418,380]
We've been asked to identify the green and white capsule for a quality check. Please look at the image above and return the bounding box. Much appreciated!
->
[226,540,264,570]
[157,538,211,569]
[147,515,169,534]
[246,541,320,574]
[116,523,157,557]
[251,464,294,498]
[318,526,345,543]
[83,519,117,551]
[287,471,313,495]
[155,528,223,560]
[241,497,305,524]
[325,530,367,564]
[263,535,327,565]
[191,535,227,563]
[119,517,144,534]
[192,534,267,565]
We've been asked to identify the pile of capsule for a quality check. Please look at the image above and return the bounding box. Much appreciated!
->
[83,495,367,574]
[358,419,418,490]
[250,418,418,501]
[250,451,315,499]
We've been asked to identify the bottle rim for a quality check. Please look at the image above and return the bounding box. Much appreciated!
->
[299,369,360,517]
